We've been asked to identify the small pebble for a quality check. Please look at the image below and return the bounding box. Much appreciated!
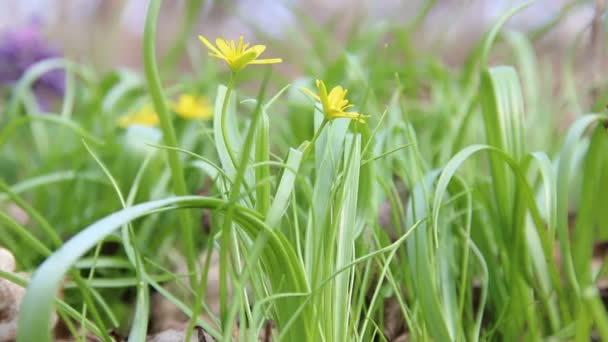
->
[0,248,15,272]
[146,327,214,342]
[0,248,24,342]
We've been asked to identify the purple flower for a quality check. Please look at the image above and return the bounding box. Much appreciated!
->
[0,23,65,109]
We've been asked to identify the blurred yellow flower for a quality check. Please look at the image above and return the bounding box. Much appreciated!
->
[302,80,367,123]
[118,105,159,128]
[171,94,213,120]
[198,35,282,72]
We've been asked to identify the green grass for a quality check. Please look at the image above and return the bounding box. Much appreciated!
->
[1,1,608,341]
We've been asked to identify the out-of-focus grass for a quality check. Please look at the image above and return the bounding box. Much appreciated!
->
[1,1,607,341]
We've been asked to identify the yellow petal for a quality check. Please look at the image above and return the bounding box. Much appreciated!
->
[118,108,160,128]
[249,58,283,65]
[198,35,222,56]
[300,87,321,102]
[230,50,259,72]
[237,36,244,53]
[327,86,345,106]
[216,38,233,57]
[316,80,330,114]
[329,110,365,122]
[249,44,266,57]
[208,52,227,60]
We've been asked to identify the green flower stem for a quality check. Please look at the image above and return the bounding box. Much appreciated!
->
[218,69,236,328]
[302,119,328,159]
[219,68,272,333]
[219,72,257,205]
[144,0,196,289]
[185,236,215,342]
[221,72,238,167]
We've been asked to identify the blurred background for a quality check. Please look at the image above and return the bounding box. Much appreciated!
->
[0,0,600,71]
[0,0,606,133]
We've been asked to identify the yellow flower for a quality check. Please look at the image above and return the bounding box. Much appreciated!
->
[302,80,368,123]
[171,94,213,120]
[118,105,159,128]
[198,35,282,72]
